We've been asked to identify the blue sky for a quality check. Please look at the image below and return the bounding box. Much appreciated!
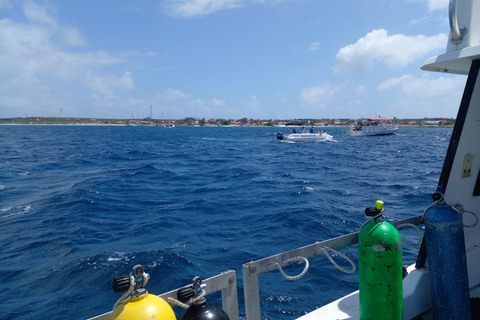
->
[0,0,467,120]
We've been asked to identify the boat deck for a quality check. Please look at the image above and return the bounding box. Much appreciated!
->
[295,265,431,320]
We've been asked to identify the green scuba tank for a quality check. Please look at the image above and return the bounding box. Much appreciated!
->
[358,200,402,320]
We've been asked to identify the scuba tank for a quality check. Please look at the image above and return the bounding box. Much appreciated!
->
[177,276,230,320]
[358,200,403,320]
[424,188,471,319]
[109,264,176,320]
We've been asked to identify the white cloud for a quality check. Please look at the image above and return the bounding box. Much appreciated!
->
[356,85,367,95]
[85,71,134,94]
[423,0,449,11]
[308,42,321,51]
[23,0,57,26]
[164,0,243,18]
[348,99,363,107]
[407,0,448,11]
[378,73,465,98]
[157,89,190,101]
[427,0,449,11]
[163,0,293,18]
[300,83,340,107]
[377,73,466,117]
[60,27,86,46]
[243,95,262,115]
[334,29,447,73]
[153,90,235,118]
[0,1,141,116]
[185,97,234,118]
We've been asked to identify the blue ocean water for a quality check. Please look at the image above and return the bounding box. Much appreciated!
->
[0,125,451,320]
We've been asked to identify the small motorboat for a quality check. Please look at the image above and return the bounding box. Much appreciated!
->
[277,129,333,142]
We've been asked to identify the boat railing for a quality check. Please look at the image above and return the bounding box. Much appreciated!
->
[86,270,239,320]
[242,215,424,320]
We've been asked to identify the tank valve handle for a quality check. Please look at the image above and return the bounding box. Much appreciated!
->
[176,276,206,306]
[365,200,384,218]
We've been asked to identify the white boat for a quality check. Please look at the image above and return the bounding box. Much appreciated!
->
[422,120,443,127]
[89,1,480,319]
[345,117,398,136]
[277,129,333,142]
[126,121,142,126]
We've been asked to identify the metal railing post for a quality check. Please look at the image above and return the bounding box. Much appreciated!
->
[243,263,261,320]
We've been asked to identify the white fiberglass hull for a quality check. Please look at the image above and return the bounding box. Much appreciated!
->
[346,124,398,136]
[277,132,333,142]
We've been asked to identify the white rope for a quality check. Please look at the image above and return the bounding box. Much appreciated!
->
[452,205,479,228]
[167,297,190,309]
[359,212,383,230]
[396,223,422,247]
[421,198,443,221]
[461,208,479,228]
[321,247,356,274]
[276,256,309,280]
[167,289,207,309]
[113,275,134,309]
[189,289,206,305]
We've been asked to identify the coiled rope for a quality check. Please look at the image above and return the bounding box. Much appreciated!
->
[276,256,309,280]
[462,208,479,227]
[276,246,356,281]
[321,247,356,274]
[396,223,422,247]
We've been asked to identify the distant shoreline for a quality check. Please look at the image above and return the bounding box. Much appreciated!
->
[0,123,454,128]
[0,116,455,127]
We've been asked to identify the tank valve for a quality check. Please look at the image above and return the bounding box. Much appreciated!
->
[112,264,149,298]
[177,276,230,320]
[364,200,385,220]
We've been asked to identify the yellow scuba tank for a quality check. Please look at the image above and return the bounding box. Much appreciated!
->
[109,265,176,320]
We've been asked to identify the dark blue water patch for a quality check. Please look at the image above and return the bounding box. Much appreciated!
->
[0,125,452,320]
